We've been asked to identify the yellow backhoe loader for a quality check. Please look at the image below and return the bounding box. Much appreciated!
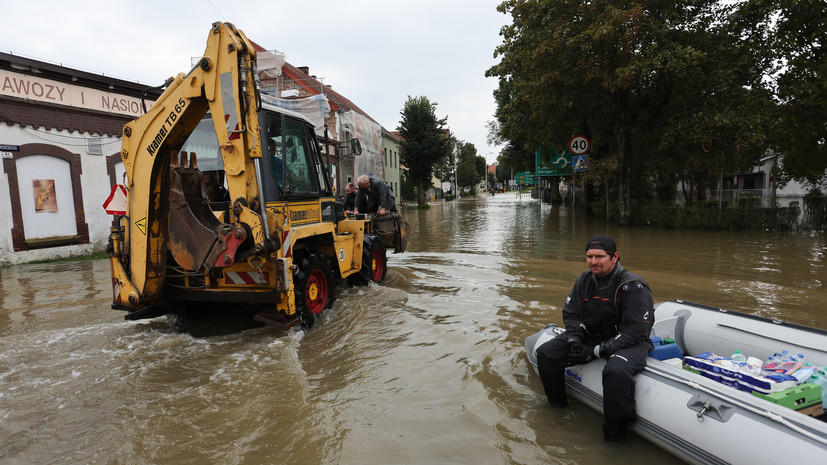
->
[107,22,406,329]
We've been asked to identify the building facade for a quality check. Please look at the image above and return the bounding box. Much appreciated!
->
[678,150,811,208]
[382,129,402,208]
[0,52,161,264]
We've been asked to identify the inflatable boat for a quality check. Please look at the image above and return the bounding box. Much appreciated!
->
[524,300,827,464]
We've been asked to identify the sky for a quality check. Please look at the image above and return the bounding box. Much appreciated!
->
[2,0,510,164]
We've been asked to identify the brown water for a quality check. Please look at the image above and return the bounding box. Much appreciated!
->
[1,194,825,464]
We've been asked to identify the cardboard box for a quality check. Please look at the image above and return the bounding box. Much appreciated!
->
[796,403,824,418]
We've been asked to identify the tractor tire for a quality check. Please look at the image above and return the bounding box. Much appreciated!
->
[350,235,387,286]
[293,250,335,328]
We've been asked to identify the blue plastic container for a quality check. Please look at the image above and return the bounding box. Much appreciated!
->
[649,343,683,361]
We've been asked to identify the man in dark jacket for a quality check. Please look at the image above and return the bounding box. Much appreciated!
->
[342,182,357,213]
[536,235,654,441]
[354,175,397,216]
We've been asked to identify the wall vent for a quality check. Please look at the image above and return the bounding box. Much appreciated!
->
[86,137,103,155]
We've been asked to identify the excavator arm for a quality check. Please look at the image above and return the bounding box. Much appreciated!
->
[111,22,265,310]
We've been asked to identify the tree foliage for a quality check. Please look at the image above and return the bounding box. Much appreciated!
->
[770,0,827,188]
[397,96,450,204]
[494,163,511,186]
[434,136,459,186]
[493,142,534,183]
[488,0,779,220]
[456,141,484,189]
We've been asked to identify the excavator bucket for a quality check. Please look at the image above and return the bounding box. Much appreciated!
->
[371,212,409,254]
[168,151,246,271]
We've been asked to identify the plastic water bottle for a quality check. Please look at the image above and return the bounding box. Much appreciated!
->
[798,353,806,366]
[782,349,792,361]
[765,356,776,370]
[811,368,827,405]
[731,350,747,370]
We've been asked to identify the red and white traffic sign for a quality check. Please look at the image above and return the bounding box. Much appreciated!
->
[569,135,590,155]
[103,184,127,215]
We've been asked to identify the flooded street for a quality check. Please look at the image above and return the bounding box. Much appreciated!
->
[1,194,825,464]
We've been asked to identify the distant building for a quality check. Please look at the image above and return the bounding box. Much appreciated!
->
[382,129,402,208]
[678,150,810,208]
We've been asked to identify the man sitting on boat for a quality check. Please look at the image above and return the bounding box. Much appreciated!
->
[535,235,655,441]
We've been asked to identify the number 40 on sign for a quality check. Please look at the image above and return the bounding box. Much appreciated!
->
[569,135,590,155]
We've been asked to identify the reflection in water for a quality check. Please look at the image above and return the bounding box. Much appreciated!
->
[0,195,824,464]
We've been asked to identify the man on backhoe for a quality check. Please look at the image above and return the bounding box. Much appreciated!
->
[342,182,357,214]
[354,175,396,216]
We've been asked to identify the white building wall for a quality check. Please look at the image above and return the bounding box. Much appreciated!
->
[0,123,122,264]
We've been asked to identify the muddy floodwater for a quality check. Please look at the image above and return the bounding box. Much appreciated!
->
[1,194,825,464]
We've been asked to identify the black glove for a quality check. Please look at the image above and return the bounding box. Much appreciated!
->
[567,341,595,365]
[593,342,611,359]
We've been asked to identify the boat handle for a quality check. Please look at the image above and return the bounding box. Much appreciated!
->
[696,400,712,422]
[687,393,736,423]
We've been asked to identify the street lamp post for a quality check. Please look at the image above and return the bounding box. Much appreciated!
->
[484,152,492,193]
[454,155,458,197]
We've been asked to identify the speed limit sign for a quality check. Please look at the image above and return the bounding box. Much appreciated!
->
[569,135,590,155]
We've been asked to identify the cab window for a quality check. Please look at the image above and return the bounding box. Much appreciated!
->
[282,118,320,194]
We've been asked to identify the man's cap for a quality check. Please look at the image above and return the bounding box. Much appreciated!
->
[585,235,617,254]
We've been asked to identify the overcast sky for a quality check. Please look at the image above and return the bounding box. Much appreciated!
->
[2,0,510,164]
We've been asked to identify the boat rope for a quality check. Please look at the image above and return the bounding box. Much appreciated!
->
[644,364,827,446]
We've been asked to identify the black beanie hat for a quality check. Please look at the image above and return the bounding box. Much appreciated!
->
[585,235,617,254]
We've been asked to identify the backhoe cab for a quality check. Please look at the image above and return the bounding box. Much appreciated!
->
[106,22,406,329]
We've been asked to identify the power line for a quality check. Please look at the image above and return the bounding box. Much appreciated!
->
[206,0,226,20]
[17,125,121,148]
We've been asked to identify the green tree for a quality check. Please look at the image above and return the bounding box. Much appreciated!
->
[399,168,417,202]
[456,141,483,190]
[397,96,450,205]
[489,0,774,220]
[494,143,533,183]
[487,77,536,172]
[476,156,488,189]
[495,163,510,186]
[434,135,460,191]
[770,0,827,188]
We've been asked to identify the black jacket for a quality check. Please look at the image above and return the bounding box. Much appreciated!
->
[562,263,654,355]
[355,176,396,213]
[343,192,356,211]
